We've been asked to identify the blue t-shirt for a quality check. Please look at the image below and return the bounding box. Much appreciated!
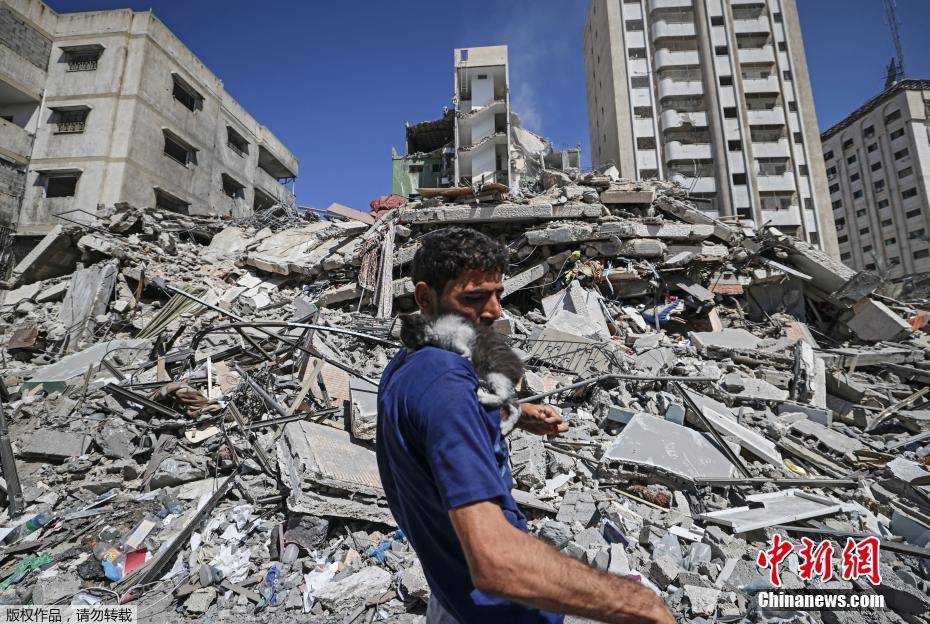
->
[376,347,563,624]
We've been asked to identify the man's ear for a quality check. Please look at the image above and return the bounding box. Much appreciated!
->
[414,281,436,315]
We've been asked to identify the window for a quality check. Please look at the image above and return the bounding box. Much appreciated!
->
[841,252,852,261]
[862,245,873,253]
[859,227,870,235]
[902,187,918,200]
[711,15,724,26]
[171,74,203,112]
[890,257,900,264]
[794,132,803,143]
[226,126,249,157]
[723,106,737,118]
[890,128,905,140]
[640,169,658,179]
[910,228,925,238]
[782,70,792,81]
[853,190,864,199]
[774,12,783,22]
[916,249,930,259]
[842,138,854,150]
[61,44,103,72]
[431,163,441,173]
[832,199,842,209]
[856,209,866,217]
[163,130,196,166]
[898,167,913,179]
[894,148,909,160]
[778,41,787,52]
[863,125,874,138]
[850,172,860,182]
[788,101,797,112]
[636,136,656,150]
[864,262,876,270]
[878,199,890,209]
[629,47,647,59]
[847,154,856,164]
[51,107,89,134]
[874,180,885,191]
[715,45,728,56]
[732,173,747,184]
[408,164,423,173]
[737,207,752,219]
[728,140,742,151]
[885,109,901,124]
[633,106,653,118]
[871,161,882,171]
[829,183,840,193]
[809,231,819,245]
[836,218,846,228]
[838,235,849,244]
[43,172,79,197]
[799,164,808,176]
[221,173,245,199]
[625,19,644,31]
[630,75,650,88]
[823,150,834,161]
[867,143,878,153]
[719,75,733,86]
[907,208,922,218]
[885,237,897,245]
[154,188,190,215]
[826,166,837,177]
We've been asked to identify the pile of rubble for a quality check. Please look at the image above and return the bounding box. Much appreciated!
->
[1,168,929,623]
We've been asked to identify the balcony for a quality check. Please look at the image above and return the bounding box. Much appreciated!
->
[651,19,696,40]
[665,140,712,161]
[734,16,771,34]
[255,166,294,204]
[648,0,692,10]
[658,77,703,99]
[752,139,790,158]
[761,208,802,227]
[742,76,780,94]
[0,117,33,162]
[756,171,797,192]
[653,48,700,69]
[738,46,776,65]
[660,108,708,129]
[747,107,785,125]
[670,174,716,193]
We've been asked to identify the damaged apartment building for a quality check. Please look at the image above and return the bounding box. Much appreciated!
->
[584,0,838,258]
[0,0,298,267]
[392,45,580,198]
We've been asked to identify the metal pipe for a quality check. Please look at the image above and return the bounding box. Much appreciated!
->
[517,373,716,404]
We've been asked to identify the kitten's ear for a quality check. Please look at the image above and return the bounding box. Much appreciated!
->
[399,313,427,349]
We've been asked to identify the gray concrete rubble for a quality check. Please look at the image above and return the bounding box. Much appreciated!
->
[0,174,929,623]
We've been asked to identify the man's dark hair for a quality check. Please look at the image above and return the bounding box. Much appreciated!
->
[412,227,509,292]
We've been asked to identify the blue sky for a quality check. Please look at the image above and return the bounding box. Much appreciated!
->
[46,0,930,212]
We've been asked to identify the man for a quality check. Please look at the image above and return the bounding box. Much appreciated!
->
[376,228,675,624]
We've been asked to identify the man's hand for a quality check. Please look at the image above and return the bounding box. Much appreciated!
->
[518,403,568,437]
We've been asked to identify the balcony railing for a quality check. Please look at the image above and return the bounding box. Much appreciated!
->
[55,120,86,134]
[227,141,247,157]
[67,58,98,72]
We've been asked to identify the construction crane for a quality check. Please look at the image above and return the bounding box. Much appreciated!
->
[882,0,906,88]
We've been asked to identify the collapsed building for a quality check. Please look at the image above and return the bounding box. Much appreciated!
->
[0,155,929,622]
[392,45,580,200]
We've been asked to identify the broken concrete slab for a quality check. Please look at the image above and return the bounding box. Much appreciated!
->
[600,414,738,483]
[24,338,150,393]
[688,328,761,351]
[348,376,379,443]
[19,429,91,462]
[600,188,656,204]
[700,490,848,533]
[502,262,547,299]
[683,390,784,468]
[399,202,603,225]
[9,225,81,286]
[59,261,118,353]
[844,298,912,342]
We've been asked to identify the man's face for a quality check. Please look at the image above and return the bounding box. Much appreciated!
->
[415,268,504,326]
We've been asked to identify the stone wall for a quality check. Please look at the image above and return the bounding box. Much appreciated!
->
[0,4,51,70]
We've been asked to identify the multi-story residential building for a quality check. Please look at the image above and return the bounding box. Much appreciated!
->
[583,0,838,258]
[821,80,930,280]
[453,45,512,187]
[0,0,298,236]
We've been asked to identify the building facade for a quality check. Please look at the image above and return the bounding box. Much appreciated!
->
[821,80,930,280]
[453,45,512,187]
[0,0,297,234]
[584,0,838,257]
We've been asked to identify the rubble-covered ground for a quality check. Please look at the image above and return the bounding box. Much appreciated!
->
[1,168,930,624]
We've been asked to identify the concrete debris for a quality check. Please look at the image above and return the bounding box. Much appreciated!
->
[1,173,929,623]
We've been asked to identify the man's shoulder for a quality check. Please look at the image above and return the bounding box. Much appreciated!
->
[384,347,477,394]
